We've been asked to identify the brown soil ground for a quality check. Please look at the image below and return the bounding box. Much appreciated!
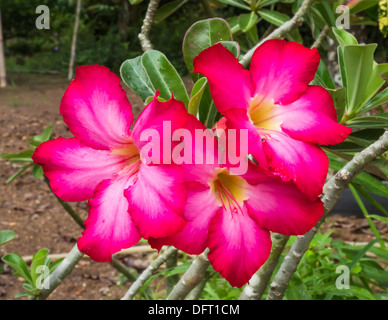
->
[0,73,387,300]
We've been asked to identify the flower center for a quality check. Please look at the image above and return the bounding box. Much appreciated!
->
[248,95,282,132]
[209,168,249,215]
[111,138,141,176]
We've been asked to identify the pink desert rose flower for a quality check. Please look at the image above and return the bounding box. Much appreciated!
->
[192,40,352,200]
[149,116,324,287]
[32,65,189,262]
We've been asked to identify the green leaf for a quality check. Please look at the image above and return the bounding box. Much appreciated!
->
[14,292,31,299]
[258,9,290,26]
[31,249,49,287]
[154,0,188,24]
[332,27,358,48]
[129,0,145,4]
[226,16,240,34]
[183,18,233,79]
[0,230,15,246]
[6,164,34,184]
[32,164,43,179]
[41,125,53,142]
[368,214,388,224]
[358,63,388,111]
[141,50,189,107]
[347,113,388,129]
[120,56,155,102]
[360,264,388,286]
[313,60,336,90]
[349,0,379,14]
[215,0,250,10]
[188,78,208,116]
[258,9,302,42]
[343,44,377,114]
[362,87,388,112]
[1,253,33,285]
[327,87,346,121]
[1,149,34,163]
[198,82,214,124]
[239,12,258,32]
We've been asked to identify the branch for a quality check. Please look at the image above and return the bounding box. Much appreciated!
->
[239,233,289,300]
[121,246,178,300]
[311,25,330,49]
[240,0,315,68]
[138,0,160,52]
[38,244,84,300]
[166,249,210,300]
[267,131,388,300]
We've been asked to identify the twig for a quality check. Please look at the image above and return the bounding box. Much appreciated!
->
[240,0,315,68]
[267,131,388,300]
[186,276,208,300]
[167,249,210,300]
[121,246,178,300]
[138,0,160,52]
[239,233,289,300]
[37,244,84,300]
[311,25,330,49]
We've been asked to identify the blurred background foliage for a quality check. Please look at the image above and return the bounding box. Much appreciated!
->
[1,0,386,77]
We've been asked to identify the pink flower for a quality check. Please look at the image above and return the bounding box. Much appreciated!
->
[193,40,352,200]
[32,65,189,262]
[149,116,324,287]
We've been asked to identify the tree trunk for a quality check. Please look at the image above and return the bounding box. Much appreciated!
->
[0,9,6,88]
[68,0,82,81]
[118,0,130,40]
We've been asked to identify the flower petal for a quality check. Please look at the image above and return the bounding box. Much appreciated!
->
[131,94,189,164]
[149,183,219,254]
[250,39,320,104]
[77,177,141,262]
[222,108,268,168]
[279,86,352,145]
[125,164,187,239]
[207,207,272,287]
[245,168,324,235]
[32,137,128,202]
[263,130,328,200]
[193,43,254,114]
[60,65,133,150]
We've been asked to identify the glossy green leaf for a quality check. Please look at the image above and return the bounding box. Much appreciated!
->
[357,63,388,111]
[2,253,33,285]
[155,0,188,24]
[0,230,15,246]
[141,50,189,107]
[31,249,49,286]
[327,87,346,121]
[226,16,240,34]
[198,83,214,124]
[239,12,258,32]
[183,18,233,79]
[347,113,388,128]
[120,56,155,102]
[332,27,358,48]
[219,41,240,58]
[362,87,388,112]
[258,9,302,42]
[313,60,336,90]
[343,44,377,114]
[188,78,208,116]
[215,0,250,10]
